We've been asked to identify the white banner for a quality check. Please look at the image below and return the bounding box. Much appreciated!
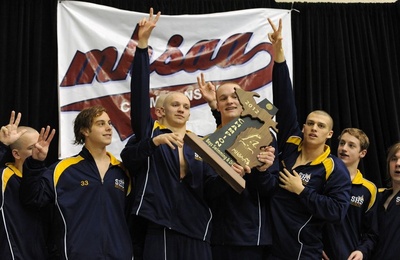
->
[57,1,292,160]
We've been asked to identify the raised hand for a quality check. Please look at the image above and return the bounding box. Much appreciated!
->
[0,111,26,146]
[267,18,285,63]
[33,126,56,161]
[137,7,161,48]
[197,73,217,110]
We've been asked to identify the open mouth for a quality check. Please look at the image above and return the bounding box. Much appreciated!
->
[225,107,237,111]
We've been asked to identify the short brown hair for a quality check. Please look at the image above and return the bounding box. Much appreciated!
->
[338,128,370,151]
[385,142,400,186]
[73,106,107,145]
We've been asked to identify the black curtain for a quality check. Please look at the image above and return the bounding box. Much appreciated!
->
[1,0,399,187]
[291,3,400,187]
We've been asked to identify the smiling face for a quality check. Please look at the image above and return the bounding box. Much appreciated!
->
[82,111,113,148]
[74,105,109,145]
[162,92,190,129]
[216,83,243,126]
[302,111,333,148]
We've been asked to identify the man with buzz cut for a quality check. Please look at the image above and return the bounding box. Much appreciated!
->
[196,72,278,259]
[1,126,54,259]
[120,9,243,260]
[266,18,352,260]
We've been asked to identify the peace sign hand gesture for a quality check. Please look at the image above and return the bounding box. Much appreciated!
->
[267,18,285,63]
[137,8,161,49]
[0,111,26,146]
[32,126,56,161]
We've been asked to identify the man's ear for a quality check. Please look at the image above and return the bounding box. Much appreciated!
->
[360,149,367,159]
[12,149,20,160]
[81,127,90,137]
[160,107,166,117]
[327,130,333,139]
[155,107,164,119]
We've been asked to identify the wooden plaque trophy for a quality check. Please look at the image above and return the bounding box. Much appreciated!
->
[184,88,278,193]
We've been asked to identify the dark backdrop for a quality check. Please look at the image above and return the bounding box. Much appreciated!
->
[1,0,399,187]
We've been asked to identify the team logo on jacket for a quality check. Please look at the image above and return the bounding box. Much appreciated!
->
[114,179,125,191]
[299,172,311,185]
[396,196,400,205]
[350,195,364,207]
[194,152,203,161]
